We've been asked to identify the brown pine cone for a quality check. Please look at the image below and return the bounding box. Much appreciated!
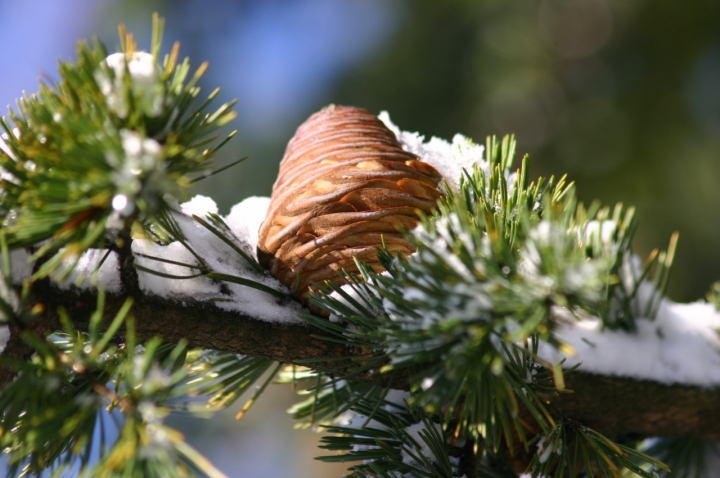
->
[257,105,444,310]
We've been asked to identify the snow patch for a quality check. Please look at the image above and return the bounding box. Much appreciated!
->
[180,195,219,217]
[53,249,122,293]
[132,196,301,323]
[5,248,34,284]
[132,238,219,297]
[27,194,300,323]
[225,196,271,258]
[539,297,720,386]
[104,52,158,83]
[379,111,491,193]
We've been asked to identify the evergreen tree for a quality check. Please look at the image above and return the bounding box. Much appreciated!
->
[0,15,717,478]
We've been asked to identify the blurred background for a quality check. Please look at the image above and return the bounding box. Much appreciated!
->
[2,0,720,476]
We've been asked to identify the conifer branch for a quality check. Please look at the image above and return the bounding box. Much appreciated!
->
[9,281,720,443]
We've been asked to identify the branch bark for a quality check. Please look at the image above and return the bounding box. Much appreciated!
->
[11,282,720,442]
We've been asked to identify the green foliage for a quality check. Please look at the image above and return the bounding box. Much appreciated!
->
[0,18,292,475]
[181,351,280,419]
[284,369,388,429]
[303,135,678,476]
[0,14,237,280]
[318,397,457,477]
[636,438,719,478]
[0,288,223,477]
[528,422,668,478]
[0,271,288,477]
[284,371,459,476]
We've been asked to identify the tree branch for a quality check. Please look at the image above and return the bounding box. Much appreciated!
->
[10,282,720,441]
[555,371,720,440]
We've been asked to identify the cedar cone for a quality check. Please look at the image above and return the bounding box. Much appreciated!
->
[257,105,444,310]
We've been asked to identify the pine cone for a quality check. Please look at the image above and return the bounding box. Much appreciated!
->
[257,105,444,310]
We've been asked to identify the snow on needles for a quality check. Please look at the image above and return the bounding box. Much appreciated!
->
[133,195,302,323]
[344,113,720,388]
[539,297,720,387]
[5,195,301,323]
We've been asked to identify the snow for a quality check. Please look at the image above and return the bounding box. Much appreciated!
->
[379,111,491,193]
[536,434,553,464]
[104,52,158,83]
[583,220,617,245]
[534,433,562,466]
[224,196,271,260]
[6,194,299,323]
[7,248,33,284]
[370,113,720,388]
[107,130,164,216]
[180,195,219,217]
[132,238,219,297]
[538,295,720,387]
[96,52,163,118]
[132,196,302,323]
[351,114,720,390]
[53,249,122,293]
[7,247,121,293]
[3,105,719,387]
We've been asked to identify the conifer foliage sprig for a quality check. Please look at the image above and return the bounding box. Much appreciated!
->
[304,135,677,476]
[0,14,237,279]
[0,283,228,478]
[318,401,458,478]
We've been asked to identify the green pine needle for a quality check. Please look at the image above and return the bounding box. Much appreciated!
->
[0,14,239,281]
